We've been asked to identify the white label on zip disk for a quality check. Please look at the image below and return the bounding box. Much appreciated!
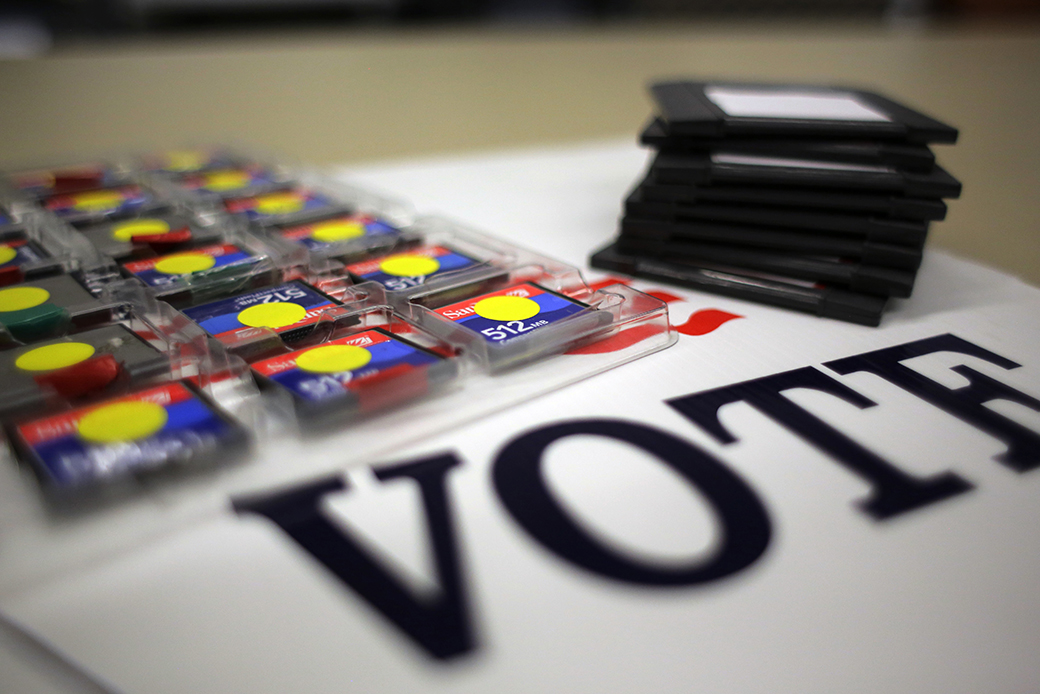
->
[704,87,892,122]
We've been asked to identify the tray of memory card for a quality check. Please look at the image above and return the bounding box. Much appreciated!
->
[0,147,675,500]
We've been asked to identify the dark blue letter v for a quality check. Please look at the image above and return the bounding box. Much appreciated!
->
[233,453,475,660]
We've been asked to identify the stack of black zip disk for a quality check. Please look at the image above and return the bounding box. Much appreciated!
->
[591,80,961,326]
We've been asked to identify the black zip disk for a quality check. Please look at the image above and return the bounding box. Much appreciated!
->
[638,173,947,221]
[650,81,958,144]
[619,217,923,270]
[615,236,916,297]
[590,243,887,327]
[625,187,929,246]
[650,151,961,198]
[640,117,938,172]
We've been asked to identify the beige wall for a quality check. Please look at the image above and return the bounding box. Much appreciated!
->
[2,21,1038,283]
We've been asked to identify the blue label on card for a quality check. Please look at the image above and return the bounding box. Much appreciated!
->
[149,150,239,174]
[435,283,586,346]
[225,190,337,221]
[179,166,280,194]
[16,383,239,488]
[345,245,478,293]
[0,240,46,269]
[121,243,258,287]
[13,165,117,197]
[45,185,152,218]
[183,281,339,339]
[251,329,441,404]
[279,214,399,253]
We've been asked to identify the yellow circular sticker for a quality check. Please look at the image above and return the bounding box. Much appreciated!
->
[166,150,208,172]
[0,245,16,266]
[311,220,365,243]
[237,302,307,329]
[0,286,50,312]
[111,218,170,241]
[72,190,125,212]
[255,192,305,215]
[77,400,168,444]
[380,255,440,278]
[474,295,541,322]
[154,252,216,275]
[15,342,96,372]
[296,344,372,374]
[203,170,251,192]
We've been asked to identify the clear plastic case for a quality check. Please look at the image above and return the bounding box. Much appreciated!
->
[137,147,253,176]
[0,200,20,235]
[335,216,584,307]
[0,147,680,603]
[145,148,299,204]
[41,181,170,227]
[219,172,413,231]
[8,380,251,496]
[0,150,676,510]
[249,300,467,428]
[0,213,79,284]
[0,273,124,345]
[109,223,313,309]
[2,160,130,202]
[0,282,261,496]
[75,208,227,262]
[0,323,173,422]
[411,281,630,372]
[179,276,359,362]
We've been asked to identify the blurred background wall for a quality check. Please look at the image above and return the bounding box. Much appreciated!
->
[1,0,1038,45]
[0,0,1038,283]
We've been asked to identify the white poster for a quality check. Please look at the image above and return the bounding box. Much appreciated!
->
[2,143,1038,694]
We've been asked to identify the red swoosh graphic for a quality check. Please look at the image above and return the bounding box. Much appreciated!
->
[567,324,666,355]
[677,309,743,336]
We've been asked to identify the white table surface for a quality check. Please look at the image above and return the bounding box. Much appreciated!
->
[2,142,1039,694]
